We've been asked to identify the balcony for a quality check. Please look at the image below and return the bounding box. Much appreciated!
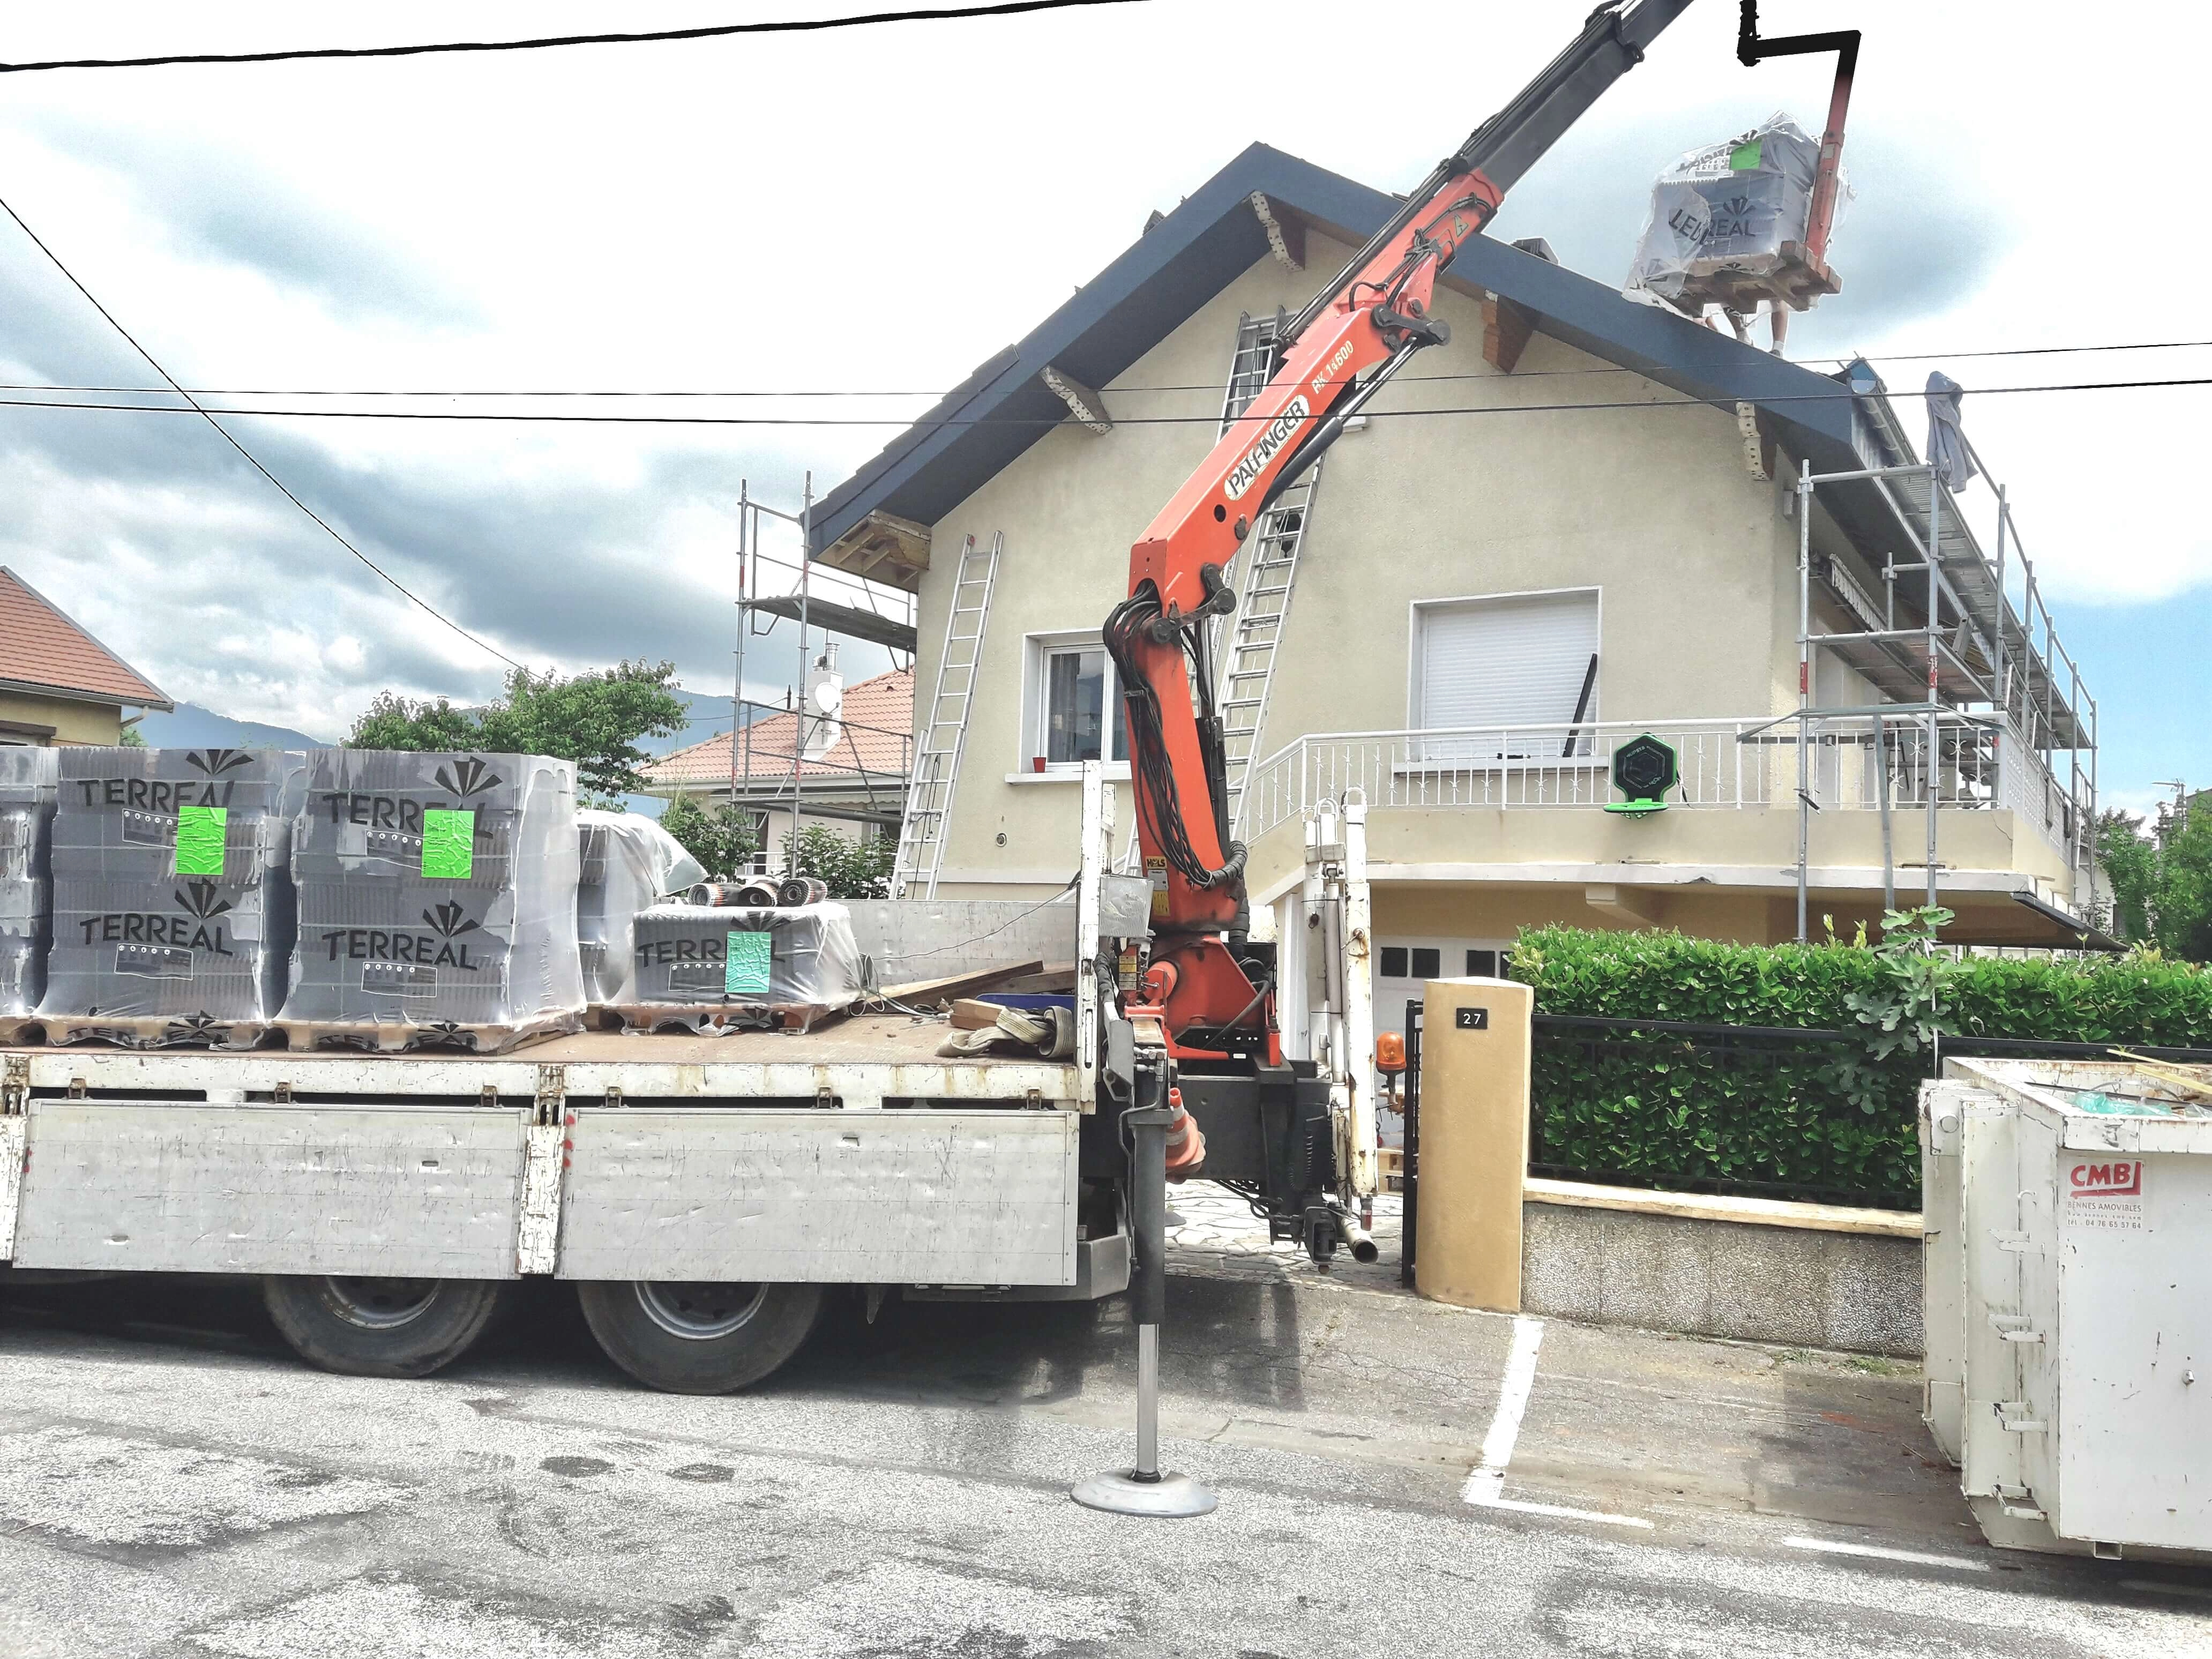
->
[1243,712,2099,936]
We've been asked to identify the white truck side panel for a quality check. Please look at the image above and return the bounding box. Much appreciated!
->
[11,1102,531,1277]
[556,1109,1078,1286]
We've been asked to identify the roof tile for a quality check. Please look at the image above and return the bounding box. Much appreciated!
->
[0,567,171,708]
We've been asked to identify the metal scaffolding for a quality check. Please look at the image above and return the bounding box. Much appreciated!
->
[1780,407,2098,940]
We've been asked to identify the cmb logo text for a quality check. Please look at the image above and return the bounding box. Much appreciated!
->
[2068,1159,2142,1197]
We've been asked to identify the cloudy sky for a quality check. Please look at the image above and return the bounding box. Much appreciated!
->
[1,2,2206,805]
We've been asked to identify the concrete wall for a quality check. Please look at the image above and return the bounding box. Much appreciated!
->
[915,231,1804,896]
[1521,1191,1924,1357]
[0,690,124,745]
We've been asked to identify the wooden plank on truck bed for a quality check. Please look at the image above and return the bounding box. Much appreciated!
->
[878,960,1044,1006]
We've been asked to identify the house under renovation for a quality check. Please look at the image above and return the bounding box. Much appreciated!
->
[805,142,2104,1029]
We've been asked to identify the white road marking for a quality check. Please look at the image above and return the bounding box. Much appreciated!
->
[1784,1536,1993,1572]
[1460,1315,1544,1505]
[1459,1316,1649,1529]
[1475,1494,1655,1530]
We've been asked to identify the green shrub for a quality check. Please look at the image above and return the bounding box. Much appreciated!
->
[1505,923,2212,1207]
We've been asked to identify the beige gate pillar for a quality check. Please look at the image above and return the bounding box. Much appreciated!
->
[1413,977,1533,1313]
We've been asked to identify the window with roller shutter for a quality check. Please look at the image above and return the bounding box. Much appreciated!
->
[1411,588,1600,760]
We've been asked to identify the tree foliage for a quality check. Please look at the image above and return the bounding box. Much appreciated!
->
[783,825,894,900]
[345,661,689,805]
[657,795,761,880]
[2098,799,2212,962]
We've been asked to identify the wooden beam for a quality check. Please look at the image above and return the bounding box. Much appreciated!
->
[876,959,1044,1006]
[1482,293,1537,374]
[1249,192,1304,271]
[1040,364,1111,435]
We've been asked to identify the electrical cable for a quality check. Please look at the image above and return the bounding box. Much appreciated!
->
[1,377,2207,429]
[8,337,2210,403]
[0,1,1146,74]
[0,191,522,670]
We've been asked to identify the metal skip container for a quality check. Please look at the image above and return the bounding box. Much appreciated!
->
[1923,1056,2212,1560]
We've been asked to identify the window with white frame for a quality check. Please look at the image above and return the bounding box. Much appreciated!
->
[1412,588,1600,759]
[1021,633,1128,774]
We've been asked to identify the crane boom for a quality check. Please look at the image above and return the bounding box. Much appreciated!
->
[1110,0,1697,1053]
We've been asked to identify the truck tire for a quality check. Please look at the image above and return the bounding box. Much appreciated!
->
[576,1280,824,1394]
[262,1276,506,1379]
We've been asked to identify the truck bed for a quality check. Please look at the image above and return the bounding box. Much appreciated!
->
[1,1014,1085,1112]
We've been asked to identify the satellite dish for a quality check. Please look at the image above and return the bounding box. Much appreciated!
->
[808,680,843,718]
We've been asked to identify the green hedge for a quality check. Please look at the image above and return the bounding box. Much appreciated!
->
[1505,927,2212,1207]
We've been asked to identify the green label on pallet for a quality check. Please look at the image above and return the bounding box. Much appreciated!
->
[1728,138,1763,171]
[724,930,772,997]
[175,805,227,876]
[421,809,475,879]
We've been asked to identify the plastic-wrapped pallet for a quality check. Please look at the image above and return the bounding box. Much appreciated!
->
[626,901,863,1033]
[1625,113,1826,304]
[37,748,305,1045]
[576,809,705,1007]
[0,748,57,1022]
[280,751,584,1050]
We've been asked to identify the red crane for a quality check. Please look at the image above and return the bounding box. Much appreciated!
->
[1108,0,1858,1087]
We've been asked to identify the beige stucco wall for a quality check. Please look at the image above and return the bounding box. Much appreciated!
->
[0,690,124,745]
[914,232,1806,898]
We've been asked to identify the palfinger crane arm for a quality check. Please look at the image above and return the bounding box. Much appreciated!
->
[1111,0,1697,1051]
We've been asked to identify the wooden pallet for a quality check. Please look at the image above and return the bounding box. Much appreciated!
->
[603,1000,849,1037]
[33,1012,274,1051]
[1674,240,1840,315]
[267,1012,582,1056]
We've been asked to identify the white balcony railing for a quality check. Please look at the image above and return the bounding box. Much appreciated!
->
[1243,713,2090,876]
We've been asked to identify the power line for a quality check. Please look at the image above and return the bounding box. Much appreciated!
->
[1,377,2207,430]
[0,0,1144,74]
[0,192,522,670]
[8,338,2211,403]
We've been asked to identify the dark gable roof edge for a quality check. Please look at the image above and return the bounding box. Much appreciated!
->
[810,144,1868,558]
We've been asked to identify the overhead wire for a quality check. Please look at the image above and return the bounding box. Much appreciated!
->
[0,377,2207,429]
[6,338,2211,403]
[0,0,1146,74]
[0,191,523,670]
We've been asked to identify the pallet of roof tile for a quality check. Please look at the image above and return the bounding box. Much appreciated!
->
[38,1012,274,1051]
[604,1000,849,1037]
[1673,240,1840,315]
[267,1011,582,1056]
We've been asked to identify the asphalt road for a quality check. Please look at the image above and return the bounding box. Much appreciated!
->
[0,1261,2207,1658]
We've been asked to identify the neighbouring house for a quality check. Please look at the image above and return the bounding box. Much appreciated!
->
[0,566,172,745]
[644,659,913,873]
[806,143,2104,1043]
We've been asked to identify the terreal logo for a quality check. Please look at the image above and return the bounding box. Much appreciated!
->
[2068,1160,2142,1197]
[174,879,234,921]
[434,757,504,799]
[186,749,252,777]
[422,901,482,939]
[1224,395,1310,502]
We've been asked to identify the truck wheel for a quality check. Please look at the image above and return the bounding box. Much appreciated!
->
[576,1280,824,1394]
[262,1276,506,1378]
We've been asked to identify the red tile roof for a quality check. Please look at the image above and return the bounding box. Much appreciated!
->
[0,567,171,708]
[648,667,912,790]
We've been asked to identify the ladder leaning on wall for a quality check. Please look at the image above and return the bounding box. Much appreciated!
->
[1124,312,1328,869]
[890,532,1001,899]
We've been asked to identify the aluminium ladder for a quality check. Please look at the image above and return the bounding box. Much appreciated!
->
[1124,313,1327,868]
[891,532,1000,899]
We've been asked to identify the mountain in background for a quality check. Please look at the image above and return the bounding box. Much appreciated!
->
[135,703,327,750]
